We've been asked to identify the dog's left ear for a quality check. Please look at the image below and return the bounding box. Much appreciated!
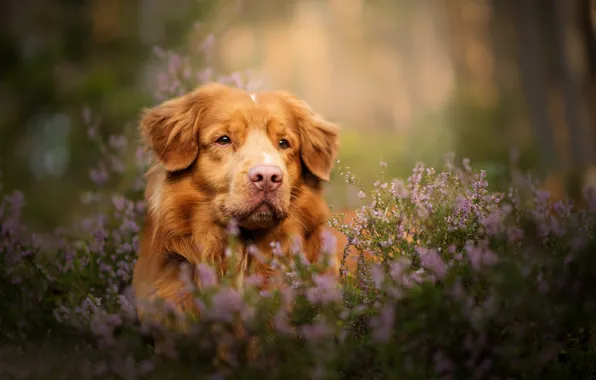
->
[281,94,340,181]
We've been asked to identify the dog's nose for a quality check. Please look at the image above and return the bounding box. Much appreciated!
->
[248,165,283,191]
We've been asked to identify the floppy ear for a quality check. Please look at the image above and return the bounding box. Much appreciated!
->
[282,94,340,181]
[140,90,205,172]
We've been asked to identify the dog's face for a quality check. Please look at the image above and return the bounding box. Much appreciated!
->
[140,83,339,230]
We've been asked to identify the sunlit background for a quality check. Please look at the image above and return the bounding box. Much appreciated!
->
[1,0,596,231]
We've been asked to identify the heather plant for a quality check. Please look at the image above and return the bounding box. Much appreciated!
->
[3,22,596,380]
[3,147,596,379]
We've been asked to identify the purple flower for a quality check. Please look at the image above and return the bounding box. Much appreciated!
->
[207,288,251,323]
[507,226,523,243]
[320,229,337,256]
[120,219,139,234]
[273,309,294,335]
[207,372,226,380]
[306,274,342,305]
[5,191,24,210]
[584,186,596,211]
[112,195,126,211]
[480,210,504,235]
[109,156,125,174]
[200,34,215,52]
[300,319,332,342]
[280,286,295,306]
[289,235,305,257]
[135,147,152,167]
[226,218,240,237]
[89,166,109,185]
[197,263,218,288]
[152,45,166,57]
[389,258,411,283]
[571,234,587,251]
[433,350,455,374]
[167,53,181,74]
[138,360,155,375]
[244,274,263,288]
[247,244,265,264]
[547,215,566,237]
[390,179,409,199]
[108,135,127,152]
[82,106,92,125]
[370,303,395,343]
[270,241,283,257]
[464,240,499,271]
[197,68,215,84]
[80,191,100,205]
[179,263,196,293]
[553,199,573,217]
[417,247,447,279]
[371,263,385,289]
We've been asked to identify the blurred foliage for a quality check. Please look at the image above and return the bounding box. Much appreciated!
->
[1,0,595,231]
[0,0,217,230]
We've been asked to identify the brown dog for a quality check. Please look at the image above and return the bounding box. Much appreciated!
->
[132,83,340,328]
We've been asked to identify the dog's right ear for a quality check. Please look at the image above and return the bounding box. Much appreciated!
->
[140,83,225,172]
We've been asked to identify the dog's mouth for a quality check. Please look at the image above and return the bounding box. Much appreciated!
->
[253,202,273,215]
[232,199,287,229]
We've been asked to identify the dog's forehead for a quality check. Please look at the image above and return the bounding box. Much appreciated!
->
[213,93,292,128]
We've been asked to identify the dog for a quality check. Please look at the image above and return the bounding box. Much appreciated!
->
[132,83,341,330]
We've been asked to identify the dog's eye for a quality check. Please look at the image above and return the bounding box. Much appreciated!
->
[278,139,290,150]
[216,136,231,145]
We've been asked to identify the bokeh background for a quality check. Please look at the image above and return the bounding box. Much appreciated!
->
[1,0,595,232]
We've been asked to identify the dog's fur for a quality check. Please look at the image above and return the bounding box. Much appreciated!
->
[132,83,340,327]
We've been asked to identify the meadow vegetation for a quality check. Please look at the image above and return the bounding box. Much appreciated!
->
[2,24,596,380]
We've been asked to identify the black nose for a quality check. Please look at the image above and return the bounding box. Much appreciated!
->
[248,165,283,191]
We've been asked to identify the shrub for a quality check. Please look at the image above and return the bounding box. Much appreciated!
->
[2,22,596,380]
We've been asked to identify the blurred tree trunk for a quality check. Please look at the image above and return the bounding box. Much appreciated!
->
[489,0,537,160]
[442,0,496,102]
[441,0,516,171]
[579,0,596,153]
[549,0,586,168]
[443,0,596,197]
[517,0,596,198]
[578,0,596,190]
[515,0,559,172]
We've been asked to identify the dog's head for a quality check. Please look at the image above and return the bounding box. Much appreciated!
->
[140,83,339,230]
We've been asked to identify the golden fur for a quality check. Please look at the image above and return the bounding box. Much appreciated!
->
[132,83,340,327]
